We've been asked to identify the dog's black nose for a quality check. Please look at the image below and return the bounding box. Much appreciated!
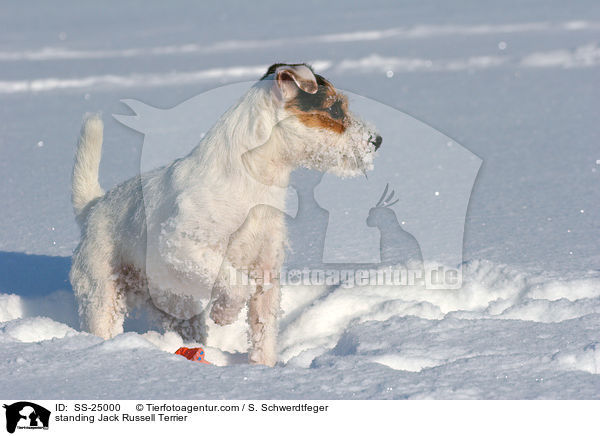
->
[374,135,382,150]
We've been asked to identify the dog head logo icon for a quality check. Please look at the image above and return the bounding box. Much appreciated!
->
[3,402,50,434]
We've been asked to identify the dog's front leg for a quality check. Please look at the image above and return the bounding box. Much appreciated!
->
[248,275,280,367]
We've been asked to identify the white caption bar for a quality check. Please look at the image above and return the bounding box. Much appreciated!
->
[0,400,597,436]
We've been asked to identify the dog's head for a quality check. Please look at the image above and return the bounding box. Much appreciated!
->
[259,63,381,177]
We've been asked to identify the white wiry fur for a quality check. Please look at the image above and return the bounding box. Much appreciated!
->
[70,64,380,366]
[72,115,104,225]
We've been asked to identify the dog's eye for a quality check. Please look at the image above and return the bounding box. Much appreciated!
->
[327,102,344,120]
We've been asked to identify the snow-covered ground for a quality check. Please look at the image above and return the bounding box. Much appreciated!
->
[1,0,599,399]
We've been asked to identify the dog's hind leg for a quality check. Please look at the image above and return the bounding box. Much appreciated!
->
[70,238,125,339]
[248,280,281,366]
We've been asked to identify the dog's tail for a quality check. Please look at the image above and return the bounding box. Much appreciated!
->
[72,114,105,223]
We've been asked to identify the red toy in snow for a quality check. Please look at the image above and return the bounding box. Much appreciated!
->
[175,347,211,364]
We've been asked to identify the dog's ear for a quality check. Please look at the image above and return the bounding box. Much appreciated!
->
[273,64,318,101]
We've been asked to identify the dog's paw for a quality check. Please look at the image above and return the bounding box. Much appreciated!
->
[209,296,243,326]
[248,348,277,367]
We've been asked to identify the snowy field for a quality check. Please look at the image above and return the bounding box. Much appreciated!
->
[1,0,600,399]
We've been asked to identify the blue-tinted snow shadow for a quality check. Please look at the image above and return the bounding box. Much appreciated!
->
[0,251,78,328]
[0,251,72,296]
[0,252,203,335]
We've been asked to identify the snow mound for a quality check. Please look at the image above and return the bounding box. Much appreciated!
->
[555,342,600,374]
[0,317,76,342]
[278,260,600,365]
[142,330,185,352]
[1,260,599,398]
[96,332,156,351]
[371,354,440,372]
[1,259,599,368]
[0,294,23,322]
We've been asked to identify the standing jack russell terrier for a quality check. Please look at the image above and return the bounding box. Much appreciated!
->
[70,63,382,366]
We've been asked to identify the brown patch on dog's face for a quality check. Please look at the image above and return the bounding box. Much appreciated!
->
[284,74,349,134]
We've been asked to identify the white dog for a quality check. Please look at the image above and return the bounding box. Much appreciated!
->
[70,63,382,366]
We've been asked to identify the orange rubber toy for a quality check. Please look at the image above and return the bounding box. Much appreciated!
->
[175,347,211,364]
